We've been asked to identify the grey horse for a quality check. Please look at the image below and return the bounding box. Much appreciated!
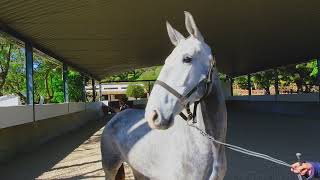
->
[101,11,227,180]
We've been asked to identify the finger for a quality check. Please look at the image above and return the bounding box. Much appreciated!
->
[293,169,301,174]
[301,169,309,176]
[291,163,300,168]
[292,167,302,174]
[297,166,306,172]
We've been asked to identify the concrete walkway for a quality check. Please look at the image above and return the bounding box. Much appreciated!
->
[1,112,319,180]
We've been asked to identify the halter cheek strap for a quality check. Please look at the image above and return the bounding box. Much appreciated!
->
[153,59,215,123]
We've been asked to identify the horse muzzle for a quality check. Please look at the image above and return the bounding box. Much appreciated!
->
[146,109,173,130]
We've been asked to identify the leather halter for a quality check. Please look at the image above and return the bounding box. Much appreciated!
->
[154,58,215,123]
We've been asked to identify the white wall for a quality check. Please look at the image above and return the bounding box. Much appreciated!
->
[0,102,103,129]
[69,102,86,113]
[0,105,33,128]
[0,95,21,107]
[35,104,69,121]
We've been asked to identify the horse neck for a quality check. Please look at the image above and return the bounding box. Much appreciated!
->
[196,75,227,141]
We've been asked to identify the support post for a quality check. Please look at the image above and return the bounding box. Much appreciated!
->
[25,43,34,105]
[63,63,69,103]
[317,59,320,103]
[275,68,279,96]
[81,74,86,102]
[92,79,96,102]
[99,82,102,101]
[230,76,234,96]
[248,74,251,96]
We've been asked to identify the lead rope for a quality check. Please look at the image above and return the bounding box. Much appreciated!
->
[188,123,291,167]
[188,123,305,179]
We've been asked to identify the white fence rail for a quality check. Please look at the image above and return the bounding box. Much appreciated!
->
[0,102,102,129]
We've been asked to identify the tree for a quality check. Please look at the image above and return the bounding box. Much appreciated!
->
[68,70,84,102]
[251,70,275,95]
[234,75,248,90]
[0,34,27,103]
[126,84,145,99]
[33,53,63,103]
[278,60,318,93]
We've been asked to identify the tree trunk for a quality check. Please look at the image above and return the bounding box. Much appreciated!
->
[44,70,54,103]
[264,87,270,95]
[8,83,27,104]
[0,44,12,91]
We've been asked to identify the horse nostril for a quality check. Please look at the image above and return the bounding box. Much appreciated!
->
[152,110,158,121]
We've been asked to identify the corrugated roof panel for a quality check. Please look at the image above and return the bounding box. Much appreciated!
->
[1,0,320,79]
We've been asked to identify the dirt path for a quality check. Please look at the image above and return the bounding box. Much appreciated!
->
[1,112,319,180]
[36,126,134,180]
[0,119,134,180]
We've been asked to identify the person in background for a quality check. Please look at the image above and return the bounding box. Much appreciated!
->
[119,97,129,111]
[291,162,320,179]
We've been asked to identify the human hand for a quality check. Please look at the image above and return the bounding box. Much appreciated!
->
[291,162,313,176]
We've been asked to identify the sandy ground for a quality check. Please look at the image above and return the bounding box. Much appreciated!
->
[0,119,134,180]
[1,111,319,180]
[35,126,134,180]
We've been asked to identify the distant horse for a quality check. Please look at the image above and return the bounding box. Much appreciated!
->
[101,11,227,180]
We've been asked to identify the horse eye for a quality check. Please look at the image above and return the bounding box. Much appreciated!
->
[183,57,192,63]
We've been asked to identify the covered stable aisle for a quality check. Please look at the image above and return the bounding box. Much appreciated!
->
[1,111,319,180]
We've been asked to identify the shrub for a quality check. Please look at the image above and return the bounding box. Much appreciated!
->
[126,84,145,99]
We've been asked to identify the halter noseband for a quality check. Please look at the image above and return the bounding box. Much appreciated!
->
[154,58,215,123]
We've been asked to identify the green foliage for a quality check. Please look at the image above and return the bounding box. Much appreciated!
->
[104,66,162,82]
[137,66,162,80]
[33,52,63,103]
[126,84,145,99]
[278,59,318,93]
[252,70,275,94]
[0,34,27,103]
[104,68,146,81]
[218,73,228,82]
[68,70,84,102]
[0,33,85,104]
[234,76,248,89]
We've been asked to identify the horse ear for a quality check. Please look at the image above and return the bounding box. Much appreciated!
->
[184,11,204,41]
[166,21,185,46]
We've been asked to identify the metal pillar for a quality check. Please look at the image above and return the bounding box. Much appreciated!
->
[248,74,251,96]
[81,74,86,102]
[148,81,151,94]
[274,68,279,95]
[25,43,34,105]
[63,63,69,103]
[230,76,234,96]
[99,82,102,101]
[92,79,96,102]
[317,59,320,102]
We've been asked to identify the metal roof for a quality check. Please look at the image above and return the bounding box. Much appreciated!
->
[1,1,320,80]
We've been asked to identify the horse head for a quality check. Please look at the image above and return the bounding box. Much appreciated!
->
[145,11,216,130]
